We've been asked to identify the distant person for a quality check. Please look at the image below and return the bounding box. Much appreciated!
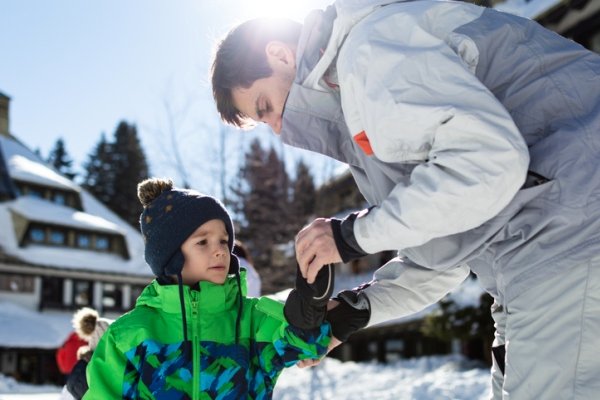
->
[60,307,112,400]
[211,1,600,397]
[56,331,87,377]
[233,239,262,297]
[84,178,332,399]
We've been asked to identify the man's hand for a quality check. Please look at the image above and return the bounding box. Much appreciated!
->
[296,218,342,284]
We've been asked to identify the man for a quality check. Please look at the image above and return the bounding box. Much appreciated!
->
[211,0,600,398]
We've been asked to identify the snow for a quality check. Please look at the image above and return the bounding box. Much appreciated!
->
[8,197,124,234]
[0,135,152,277]
[0,355,491,399]
[8,155,78,192]
[0,302,72,348]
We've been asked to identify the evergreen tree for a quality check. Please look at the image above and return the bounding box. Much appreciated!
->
[110,121,150,227]
[82,122,149,227]
[47,137,76,180]
[290,159,316,233]
[82,133,114,206]
[231,138,295,292]
[421,289,495,363]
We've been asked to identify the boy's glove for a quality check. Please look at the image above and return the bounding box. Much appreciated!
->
[326,287,371,342]
[284,264,335,330]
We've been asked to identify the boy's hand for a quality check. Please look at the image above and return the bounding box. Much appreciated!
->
[297,336,342,368]
[283,264,335,330]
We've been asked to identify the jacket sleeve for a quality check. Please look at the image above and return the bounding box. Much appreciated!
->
[336,10,529,255]
[253,297,331,376]
[362,258,470,327]
[83,329,126,400]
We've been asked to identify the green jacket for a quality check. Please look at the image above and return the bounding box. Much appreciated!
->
[84,273,331,399]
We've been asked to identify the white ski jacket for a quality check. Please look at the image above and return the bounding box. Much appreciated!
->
[280,0,600,326]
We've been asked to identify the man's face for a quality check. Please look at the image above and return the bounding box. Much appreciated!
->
[231,41,296,134]
[180,219,230,285]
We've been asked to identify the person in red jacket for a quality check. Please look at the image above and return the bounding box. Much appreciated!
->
[56,331,88,375]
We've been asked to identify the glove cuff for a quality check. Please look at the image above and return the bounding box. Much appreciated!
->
[326,287,371,342]
[331,213,369,263]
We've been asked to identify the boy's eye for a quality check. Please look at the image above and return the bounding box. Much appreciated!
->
[196,239,207,246]
[220,239,228,245]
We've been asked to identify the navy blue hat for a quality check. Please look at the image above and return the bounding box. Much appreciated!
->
[138,179,238,277]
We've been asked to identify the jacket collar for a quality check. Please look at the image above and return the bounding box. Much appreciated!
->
[136,271,245,315]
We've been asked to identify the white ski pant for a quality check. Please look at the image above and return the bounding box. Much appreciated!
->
[490,254,600,399]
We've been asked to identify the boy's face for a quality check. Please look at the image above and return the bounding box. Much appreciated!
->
[180,219,230,285]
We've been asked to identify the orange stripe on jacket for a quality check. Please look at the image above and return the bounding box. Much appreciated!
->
[353,131,373,155]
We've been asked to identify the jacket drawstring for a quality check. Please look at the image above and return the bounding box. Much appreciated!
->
[235,271,242,344]
[176,272,189,343]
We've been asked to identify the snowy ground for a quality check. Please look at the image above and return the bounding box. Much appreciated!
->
[0,354,491,399]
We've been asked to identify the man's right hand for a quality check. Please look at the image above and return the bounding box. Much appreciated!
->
[295,218,343,284]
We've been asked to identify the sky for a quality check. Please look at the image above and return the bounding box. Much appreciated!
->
[0,0,339,195]
[0,354,492,399]
[0,0,551,195]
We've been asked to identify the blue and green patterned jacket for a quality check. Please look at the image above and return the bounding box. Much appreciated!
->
[84,272,331,399]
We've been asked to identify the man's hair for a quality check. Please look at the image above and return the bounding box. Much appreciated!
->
[211,18,302,128]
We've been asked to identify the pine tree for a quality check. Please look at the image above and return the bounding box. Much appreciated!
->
[82,133,114,206]
[290,159,316,233]
[82,122,149,227]
[421,289,495,363]
[231,138,296,292]
[110,121,150,227]
[47,137,76,180]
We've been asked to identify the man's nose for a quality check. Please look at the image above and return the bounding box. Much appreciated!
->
[263,115,281,134]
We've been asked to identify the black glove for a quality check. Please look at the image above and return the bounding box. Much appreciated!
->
[326,287,371,342]
[284,264,335,330]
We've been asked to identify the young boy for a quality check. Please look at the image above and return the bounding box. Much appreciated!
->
[84,178,332,399]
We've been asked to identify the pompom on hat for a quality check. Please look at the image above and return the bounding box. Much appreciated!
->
[137,178,239,278]
[72,307,113,351]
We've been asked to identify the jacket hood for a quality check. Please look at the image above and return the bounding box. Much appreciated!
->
[302,0,411,89]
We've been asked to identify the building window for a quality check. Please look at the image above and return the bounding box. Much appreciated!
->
[101,283,122,310]
[26,187,43,198]
[41,276,64,308]
[0,274,35,293]
[76,233,91,248]
[53,192,66,206]
[72,280,93,307]
[29,227,45,243]
[95,235,110,251]
[49,229,66,245]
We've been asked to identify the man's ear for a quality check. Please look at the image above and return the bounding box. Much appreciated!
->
[265,41,295,70]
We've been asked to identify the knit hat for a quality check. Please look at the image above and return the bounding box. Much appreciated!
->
[72,307,113,351]
[138,178,239,278]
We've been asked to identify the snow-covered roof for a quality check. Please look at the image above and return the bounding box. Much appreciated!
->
[0,134,152,277]
[0,302,72,349]
[0,136,79,192]
[8,197,124,235]
[495,0,562,19]
[0,198,150,276]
